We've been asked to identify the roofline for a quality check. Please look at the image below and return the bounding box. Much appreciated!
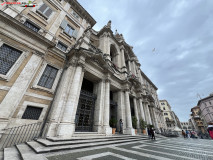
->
[68,0,96,27]
[197,94,213,106]
[140,70,158,90]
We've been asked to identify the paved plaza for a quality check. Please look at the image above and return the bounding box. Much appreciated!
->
[46,137,213,160]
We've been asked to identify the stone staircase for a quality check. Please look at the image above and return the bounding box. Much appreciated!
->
[1,134,158,160]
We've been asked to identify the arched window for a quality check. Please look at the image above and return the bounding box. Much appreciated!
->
[110,44,117,63]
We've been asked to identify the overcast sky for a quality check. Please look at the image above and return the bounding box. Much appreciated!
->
[78,0,213,122]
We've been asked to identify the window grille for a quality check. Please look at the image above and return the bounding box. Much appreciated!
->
[22,106,43,120]
[0,44,22,75]
[24,21,40,32]
[37,3,53,19]
[38,65,58,89]
[56,41,67,52]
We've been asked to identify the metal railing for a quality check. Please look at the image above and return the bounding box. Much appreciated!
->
[0,122,42,149]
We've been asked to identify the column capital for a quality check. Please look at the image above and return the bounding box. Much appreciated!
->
[104,78,111,83]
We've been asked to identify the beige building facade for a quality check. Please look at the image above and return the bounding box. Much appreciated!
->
[159,100,180,131]
[0,0,166,139]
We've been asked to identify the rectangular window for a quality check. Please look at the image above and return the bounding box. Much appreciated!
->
[161,103,165,105]
[38,65,58,89]
[72,11,80,20]
[37,3,53,19]
[22,106,43,120]
[60,20,78,38]
[56,41,67,52]
[0,44,22,75]
[65,24,74,37]
[24,21,40,32]
[164,113,168,115]
[163,107,166,110]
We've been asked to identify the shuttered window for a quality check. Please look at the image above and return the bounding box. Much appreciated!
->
[0,44,22,75]
[37,3,53,19]
[38,65,58,89]
[60,20,78,38]
[22,106,43,120]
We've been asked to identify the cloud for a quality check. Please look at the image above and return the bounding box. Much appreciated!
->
[78,0,213,122]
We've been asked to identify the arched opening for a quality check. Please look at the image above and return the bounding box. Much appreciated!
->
[110,44,117,64]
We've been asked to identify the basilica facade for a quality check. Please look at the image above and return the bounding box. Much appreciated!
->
[0,0,166,139]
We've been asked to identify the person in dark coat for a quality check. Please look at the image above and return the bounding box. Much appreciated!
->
[150,128,155,140]
[147,128,151,139]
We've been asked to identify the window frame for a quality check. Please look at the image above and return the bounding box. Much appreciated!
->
[36,3,53,19]
[24,20,40,32]
[17,101,48,121]
[32,61,62,93]
[56,41,68,52]
[0,39,29,81]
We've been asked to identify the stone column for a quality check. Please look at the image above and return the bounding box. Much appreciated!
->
[57,61,85,138]
[120,46,126,68]
[139,99,146,121]
[132,61,136,75]
[133,98,139,129]
[103,79,112,135]
[117,91,126,132]
[45,64,76,137]
[144,103,152,125]
[93,80,105,133]
[128,61,132,72]
[124,90,135,135]
[152,108,159,130]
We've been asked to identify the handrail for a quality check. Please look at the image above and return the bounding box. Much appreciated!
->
[0,122,42,149]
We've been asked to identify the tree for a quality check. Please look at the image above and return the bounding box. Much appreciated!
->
[132,116,138,129]
[140,119,147,130]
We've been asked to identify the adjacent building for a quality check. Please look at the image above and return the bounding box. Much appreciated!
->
[159,100,181,132]
[197,93,213,127]
[0,0,166,140]
[190,106,205,134]
[180,121,193,131]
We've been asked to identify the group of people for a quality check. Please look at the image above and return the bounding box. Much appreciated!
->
[148,128,156,140]
[182,130,198,138]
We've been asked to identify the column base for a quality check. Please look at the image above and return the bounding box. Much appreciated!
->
[93,125,104,134]
[103,126,112,136]
[124,128,135,135]
[45,122,58,138]
[56,123,75,138]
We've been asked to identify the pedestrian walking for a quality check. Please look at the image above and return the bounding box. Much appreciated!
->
[119,119,123,134]
[147,128,151,139]
[182,130,186,138]
[150,128,156,140]
[185,130,189,138]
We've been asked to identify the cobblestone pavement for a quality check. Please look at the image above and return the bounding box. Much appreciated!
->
[46,137,213,160]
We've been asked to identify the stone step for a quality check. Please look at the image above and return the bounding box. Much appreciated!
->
[36,136,147,147]
[47,134,141,141]
[27,137,147,153]
[73,132,106,137]
[16,144,47,160]
[4,147,20,160]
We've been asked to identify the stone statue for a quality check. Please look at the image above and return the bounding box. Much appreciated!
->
[106,20,111,28]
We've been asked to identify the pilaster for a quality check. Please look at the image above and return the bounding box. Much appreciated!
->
[93,80,105,133]
[103,78,112,135]
[123,89,135,135]
[57,61,85,138]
